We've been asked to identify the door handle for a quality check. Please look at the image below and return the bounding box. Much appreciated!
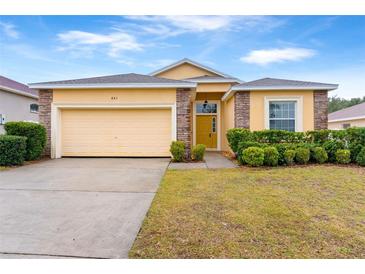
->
[209,133,212,137]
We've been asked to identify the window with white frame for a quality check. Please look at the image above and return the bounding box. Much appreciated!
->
[269,101,296,132]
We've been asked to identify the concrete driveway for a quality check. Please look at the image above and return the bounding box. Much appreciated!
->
[0,158,170,258]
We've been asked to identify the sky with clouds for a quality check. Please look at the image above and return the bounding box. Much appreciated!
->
[0,16,364,98]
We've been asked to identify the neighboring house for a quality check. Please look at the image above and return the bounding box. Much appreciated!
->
[28,58,338,158]
[328,102,365,129]
[0,76,39,134]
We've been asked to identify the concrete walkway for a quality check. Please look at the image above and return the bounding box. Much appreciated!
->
[168,151,237,170]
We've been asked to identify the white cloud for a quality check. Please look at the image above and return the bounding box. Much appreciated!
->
[57,30,143,57]
[125,16,283,38]
[0,22,19,39]
[241,47,316,66]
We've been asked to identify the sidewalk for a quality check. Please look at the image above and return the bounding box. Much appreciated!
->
[168,151,238,170]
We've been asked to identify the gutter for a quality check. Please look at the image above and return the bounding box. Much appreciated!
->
[222,85,339,101]
[0,85,38,99]
[28,82,197,89]
[328,115,365,123]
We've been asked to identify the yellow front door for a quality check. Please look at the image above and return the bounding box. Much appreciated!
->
[196,115,217,149]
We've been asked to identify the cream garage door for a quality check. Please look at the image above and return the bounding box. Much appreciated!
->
[61,108,172,157]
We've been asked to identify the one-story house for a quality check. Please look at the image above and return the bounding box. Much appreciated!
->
[328,102,365,129]
[28,58,338,158]
[0,76,39,134]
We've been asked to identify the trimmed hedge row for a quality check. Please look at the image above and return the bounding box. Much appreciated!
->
[0,135,27,166]
[227,127,365,167]
[5,121,47,161]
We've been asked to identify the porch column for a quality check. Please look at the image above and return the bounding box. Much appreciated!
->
[176,88,193,158]
[39,89,53,156]
[313,90,328,130]
[234,91,250,129]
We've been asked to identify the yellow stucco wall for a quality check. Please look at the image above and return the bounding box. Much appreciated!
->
[196,83,232,92]
[155,63,218,80]
[250,90,314,132]
[53,88,176,104]
[328,118,365,130]
[195,92,224,101]
[222,96,235,151]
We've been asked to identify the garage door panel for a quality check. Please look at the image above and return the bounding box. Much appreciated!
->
[61,109,172,157]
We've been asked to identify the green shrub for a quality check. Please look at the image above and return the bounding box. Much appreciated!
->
[284,149,296,165]
[241,147,265,167]
[272,143,293,165]
[0,135,27,166]
[263,146,279,166]
[227,127,365,166]
[312,147,328,164]
[170,141,185,162]
[349,143,363,163]
[237,141,266,164]
[306,130,331,144]
[238,141,266,151]
[356,146,365,166]
[253,130,305,144]
[346,127,365,162]
[335,149,351,164]
[323,140,345,163]
[4,121,47,161]
[226,128,252,153]
[192,144,206,161]
[295,147,310,164]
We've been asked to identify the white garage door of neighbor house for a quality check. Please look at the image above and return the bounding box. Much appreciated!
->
[61,108,172,157]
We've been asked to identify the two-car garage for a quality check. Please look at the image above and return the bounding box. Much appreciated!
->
[29,73,196,159]
[60,108,173,157]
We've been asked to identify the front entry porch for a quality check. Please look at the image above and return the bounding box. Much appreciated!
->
[193,98,221,151]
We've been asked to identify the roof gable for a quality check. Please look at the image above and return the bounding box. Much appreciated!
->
[150,58,234,80]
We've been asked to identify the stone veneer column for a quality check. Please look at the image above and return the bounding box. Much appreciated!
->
[313,90,328,130]
[39,89,53,156]
[234,91,250,129]
[176,88,192,158]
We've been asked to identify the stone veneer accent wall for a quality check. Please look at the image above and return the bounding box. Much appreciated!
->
[234,91,250,129]
[313,90,328,130]
[176,88,192,157]
[39,89,53,156]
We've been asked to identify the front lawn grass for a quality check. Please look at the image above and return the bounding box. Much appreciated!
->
[129,166,365,258]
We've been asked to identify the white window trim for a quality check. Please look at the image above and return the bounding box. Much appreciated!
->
[264,96,303,132]
[51,103,177,159]
[193,100,221,151]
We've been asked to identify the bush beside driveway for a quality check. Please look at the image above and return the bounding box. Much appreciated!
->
[130,166,365,258]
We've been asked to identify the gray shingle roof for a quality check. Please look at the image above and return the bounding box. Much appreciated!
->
[30,73,192,86]
[329,102,365,121]
[232,77,338,90]
[183,75,243,83]
[0,75,38,97]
